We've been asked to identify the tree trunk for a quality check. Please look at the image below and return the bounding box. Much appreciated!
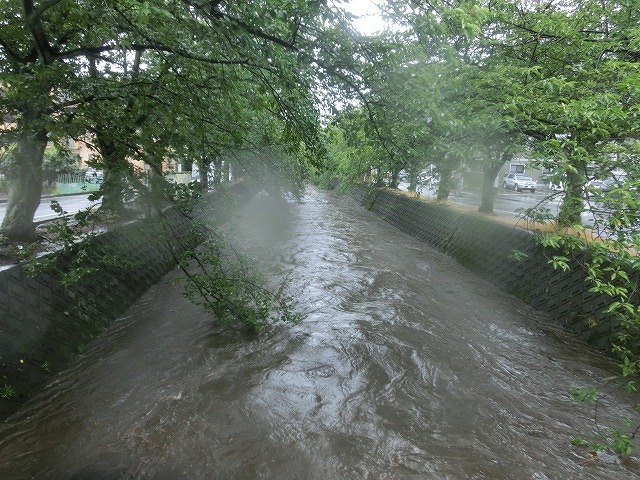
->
[373,165,385,187]
[437,166,453,201]
[1,1,59,239]
[478,152,510,214]
[198,159,210,191]
[223,160,230,183]
[388,166,401,189]
[212,158,222,186]
[0,126,48,240]
[406,158,421,193]
[408,171,418,192]
[96,136,127,215]
[558,159,587,226]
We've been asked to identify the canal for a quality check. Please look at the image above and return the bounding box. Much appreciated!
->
[0,187,638,479]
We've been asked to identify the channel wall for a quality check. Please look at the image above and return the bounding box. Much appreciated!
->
[0,184,250,420]
[354,186,618,351]
[0,184,622,420]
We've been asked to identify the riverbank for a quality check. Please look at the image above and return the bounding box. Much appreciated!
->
[355,186,617,352]
[0,184,252,420]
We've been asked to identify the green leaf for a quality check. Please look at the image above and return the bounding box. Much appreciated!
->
[571,387,598,402]
[571,437,589,447]
[508,250,528,263]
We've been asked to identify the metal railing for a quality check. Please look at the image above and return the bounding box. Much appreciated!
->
[55,173,101,194]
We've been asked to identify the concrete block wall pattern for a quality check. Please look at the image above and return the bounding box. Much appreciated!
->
[354,186,622,353]
[0,183,623,420]
[0,183,252,420]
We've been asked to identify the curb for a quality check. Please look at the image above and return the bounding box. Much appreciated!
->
[0,191,95,205]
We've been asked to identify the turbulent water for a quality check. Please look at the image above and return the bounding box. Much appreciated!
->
[0,187,639,480]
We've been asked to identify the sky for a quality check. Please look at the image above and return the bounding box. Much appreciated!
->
[342,0,388,35]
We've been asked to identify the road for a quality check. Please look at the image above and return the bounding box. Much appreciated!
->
[400,182,602,231]
[0,193,98,225]
[401,181,561,215]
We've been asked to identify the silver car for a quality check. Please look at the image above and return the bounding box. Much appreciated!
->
[503,173,536,193]
[85,167,104,184]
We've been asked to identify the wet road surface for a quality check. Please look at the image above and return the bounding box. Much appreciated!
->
[0,187,638,479]
[402,183,603,231]
[0,194,98,224]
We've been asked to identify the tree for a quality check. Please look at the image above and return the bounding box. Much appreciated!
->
[386,1,533,209]
[320,35,450,193]
[493,0,640,226]
[322,108,380,188]
[0,0,112,238]
[42,146,82,187]
[0,0,364,240]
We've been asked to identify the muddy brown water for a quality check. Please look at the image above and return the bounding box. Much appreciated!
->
[0,187,639,479]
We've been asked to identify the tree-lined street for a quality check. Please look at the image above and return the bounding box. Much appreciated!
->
[401,183,604,231]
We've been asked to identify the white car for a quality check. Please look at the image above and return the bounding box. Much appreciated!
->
[418,171,439,187]
[503,173,536,193]
[85,168,104,184]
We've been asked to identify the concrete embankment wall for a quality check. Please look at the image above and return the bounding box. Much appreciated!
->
[355,187,617,351]
[0,184,250,420]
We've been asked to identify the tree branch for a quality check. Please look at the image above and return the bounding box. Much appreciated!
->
[31,0,64,21]
[0,38,26,63]
[22,0,56,64]
[183,0,298,51]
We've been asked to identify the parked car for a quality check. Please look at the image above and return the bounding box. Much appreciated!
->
[85,168,104,184]
[418,170,439,187]
[503,173,536,193]
[587,177,618,194]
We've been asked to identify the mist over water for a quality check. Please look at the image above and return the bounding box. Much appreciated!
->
[0,186,638,479]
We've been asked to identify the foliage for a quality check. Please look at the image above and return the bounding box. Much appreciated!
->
[495,0,640,226]
[507,249,529,263]
[155,182,301,330]
[21,200,104,280]
[515,204,640,455]
[23,179,298,332]
[355,0,640,456]
[176,231,300,330]
[42,146,83,185]
[571,386,639,456]
[320,113,380,188]
[0,0,372,238]
[0,384,14,400]
[323,1,533,206]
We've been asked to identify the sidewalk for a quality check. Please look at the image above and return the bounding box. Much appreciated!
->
[0,191,99,227]
[0,190,96,204]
